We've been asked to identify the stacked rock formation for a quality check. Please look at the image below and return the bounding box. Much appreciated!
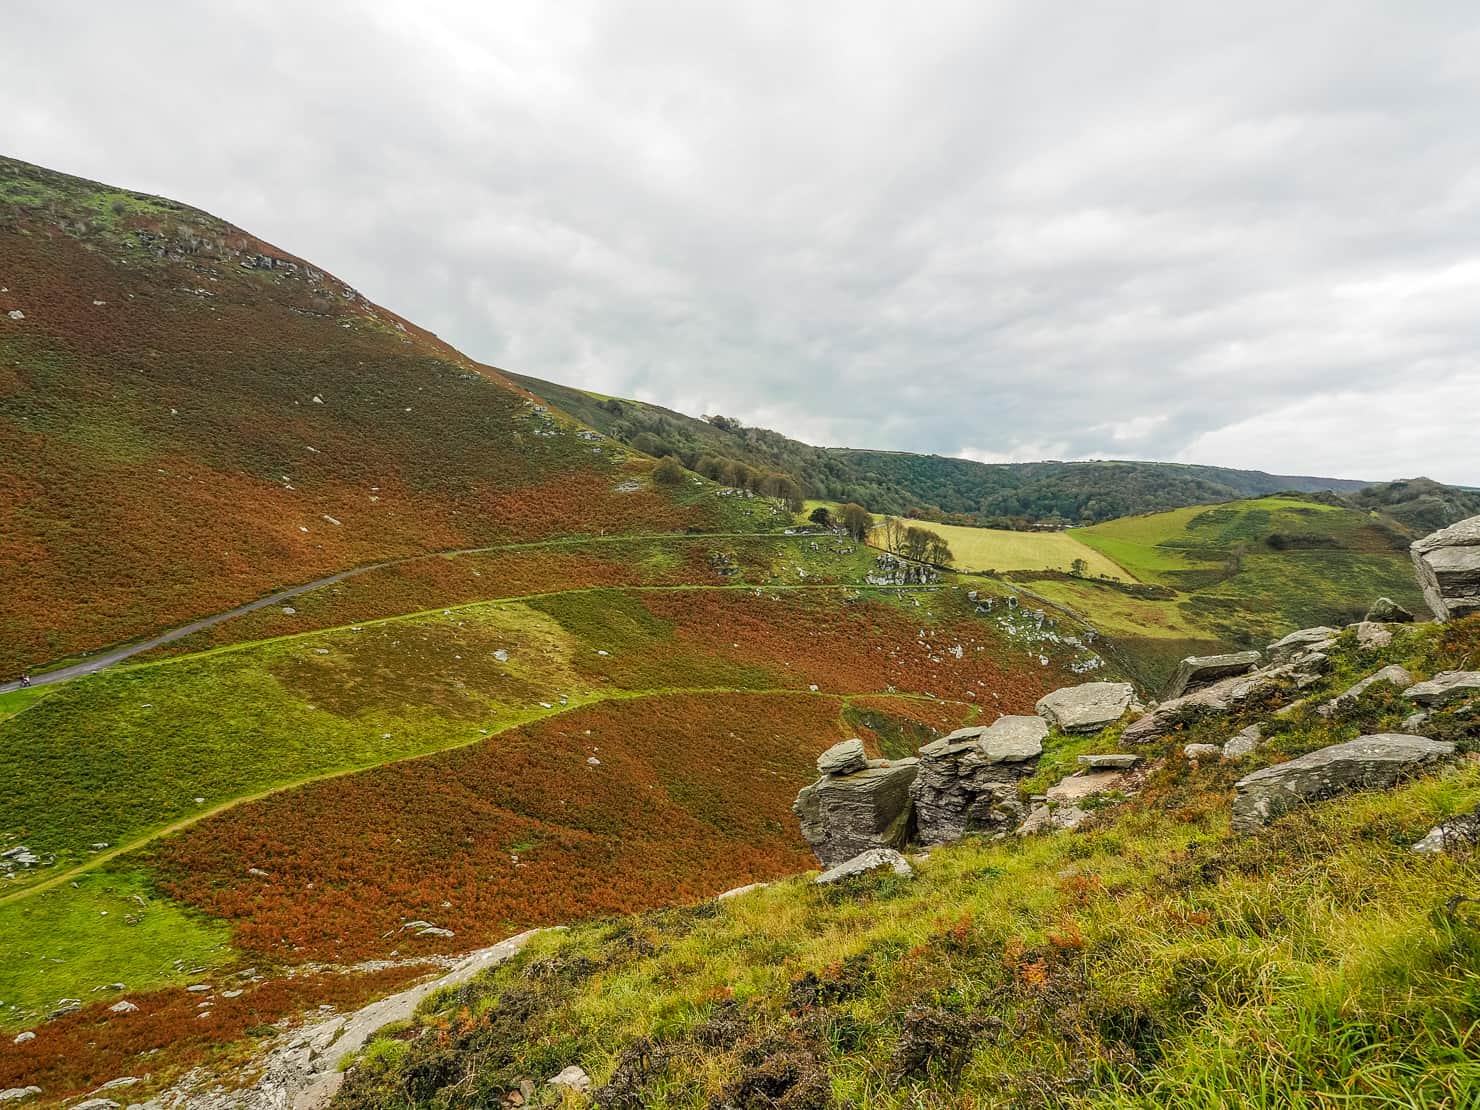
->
[1411,514,1480,619]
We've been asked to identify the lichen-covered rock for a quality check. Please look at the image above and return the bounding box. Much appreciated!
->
[1404,670,1480,708]
[1076,753,1139,769]
[793,760,918,866]
[1122,669,1281,743]
[1352,621,1394,650]
[910,717,1045,846]
[1222,724,1261,759]
[816,737,867,777]
[813,848,914,884]
[1366,596,1415,623]
[1035,681,1135,733]
[1182,743,1222,760]
[1411,515,1480,620]
[1318,665,1415,716]
[1163,651,1261,700]
[1231,734,1456,832]
[1267,627,1339,664]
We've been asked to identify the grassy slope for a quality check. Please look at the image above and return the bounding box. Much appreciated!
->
[0,157,782,674]
[882,521,1130,580]
[328,617,1480,1110]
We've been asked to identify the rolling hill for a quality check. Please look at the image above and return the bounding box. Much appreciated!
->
[0,157,780,675]
[508,371,1376,527]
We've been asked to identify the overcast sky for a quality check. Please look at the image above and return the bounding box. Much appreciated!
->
[4,2,1479,484]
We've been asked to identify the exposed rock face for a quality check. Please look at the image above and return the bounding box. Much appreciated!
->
[1411,514,1480,619]
[1366,597,1415,623]
[1318,665,1415,716]
[1163,651,1261,700]
[1018,767,1131,834]
[816,738,867,777]
[1035,681,1135,734]
[1231,735,1456,832]
[910,717,1046,846]
[1122,669,1281,744]
[793,760,919,867]
[1404,670,1480,708]
[549,1066,592,1093]
[1267,627,1338,665]
[1352,621,1393,650]
[1412,804,1480,855]
[814,848,914,884]
[1222,725,1261,759]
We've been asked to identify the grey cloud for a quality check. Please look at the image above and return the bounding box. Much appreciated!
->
[3,0,1478,483]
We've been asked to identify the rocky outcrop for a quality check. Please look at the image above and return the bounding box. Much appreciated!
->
[816,738,867,777]
[793,759,918,867]
[1018,766,1133,833]
[1318,665,1415,716]
[1403,670,1480,708]
[1035,681,1135,733]
[1267,627,1338,665]
[1366,597,1414,623]
[1352,621,1393,650]
[1122,669,1282,743]
[910,717,1046,846]
[814,848,914,884]
[1163,651,1261,700]
[1411,514,1480,619]
[1222,724,1261,759]
[1231,734,1456,832]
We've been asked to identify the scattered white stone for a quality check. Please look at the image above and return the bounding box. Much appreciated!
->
[6,310,24,321]
[548,1066,592,1093]
[814,848,914,884]
[11,1031,35,1045]
[0,1087,42,1103]
[281,606,296,615]
[108,1000,139,1014]
[312,395,324,404]
[493,649,509,662]
[1183,743,1222,761]
[586,756,601,766]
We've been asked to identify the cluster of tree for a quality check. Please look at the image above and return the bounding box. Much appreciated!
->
[1346,477,1480,534]
[879,515,954,567]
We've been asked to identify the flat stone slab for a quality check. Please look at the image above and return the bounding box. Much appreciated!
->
[814,848,914,884]
[1267,627,1338,664]
[1231,734,1456,832]
[1076,753,1140,770]
[1035,682,1135,734]
[817,737,867,777]
[1164,651,1261,700]
[924,715,1047,764]
[1222,724,1261,759]
[1404,670,1480,708]
[1046,770,1127,804]
[1319,665,1414,716]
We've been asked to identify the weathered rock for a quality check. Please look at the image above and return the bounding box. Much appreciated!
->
[1231,735,1456,832]
[1366,597,1415,623]
[1411,515,1480,620]
[1122,669,1280,743]
[816,738,867,777]
[910,718,1044,846]
[793,760,918,866]
[1404,670,1480,708]
[1035,681,1135,734]
[1163,651,1261,700]
[813,848,914,884]
[549,1065,592,1093]
[1318,665,1415,716]
[1076,753,1140,770]
[0,1089,42,1105]
[107,999,139,1014]
[1182,743,1222,760]
[69,1101,119,1110]
[1402,710,1430,731]
[1267,626,1339,664]
[1046,770,1127,804]
[1222,725,1261,759]
[11,1032,34,1045]
[1412,804,1480,855]
[716,882,769,901]
[1016,803,1090,834]
[1353,621,1393,650]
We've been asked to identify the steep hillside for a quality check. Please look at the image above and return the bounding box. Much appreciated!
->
[319,616,1480,1110]
[1347,477,1480,533]
[507,371,1374,526]
[0,158,778,674]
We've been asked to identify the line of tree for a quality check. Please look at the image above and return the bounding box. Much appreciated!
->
[879,515,955,567]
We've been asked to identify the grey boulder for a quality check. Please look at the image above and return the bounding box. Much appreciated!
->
[1412,804,1480,855]
[1404,670,1480,708]
[1076,753,1140,770]
[1122,669,1280,744]
[1352,621,1393,650]
[1035,681,1135,734]
[814,848,914,884]
[1267,627,1338,665]
[1163,651,1261,700]
[1318,665,1415,716]
[1366,597,1415,623]
[910,717,1045,846]
[1411,515,1480,620]
[816,737,868,777]
[794,760,918,867]
[1231,734,1456,832]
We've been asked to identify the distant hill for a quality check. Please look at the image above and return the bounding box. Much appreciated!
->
[0,158,777,673]
[1345,476,1480,533]
[508,372,1376,528]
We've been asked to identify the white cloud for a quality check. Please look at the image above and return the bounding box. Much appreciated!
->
[2,0,1479,483]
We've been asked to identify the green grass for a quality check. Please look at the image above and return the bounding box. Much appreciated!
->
[0,867,232,1021]
[882,521,1131,580]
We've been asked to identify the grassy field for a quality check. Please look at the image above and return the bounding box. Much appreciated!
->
[327,617,1480,1110]
[865,520,1130,579]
